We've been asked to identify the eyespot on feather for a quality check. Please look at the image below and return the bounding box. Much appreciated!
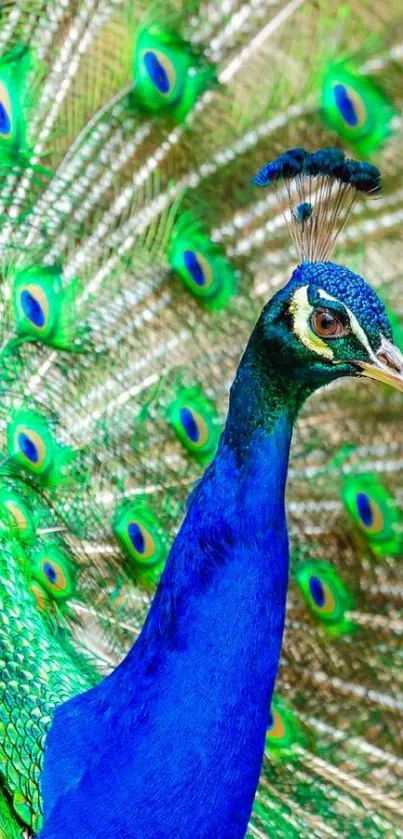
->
[168,214,237,309]
[0,487,35,545]
[142,49,176,96]
[167,387,220,463]
[14,427,47,471]
[320,61,396,154]
[266,696,303,754]
[19,284,49,331]
[179,406,209,447]
[341,474,402,555]
[31,544,74,600]
[12,265,69,346]
[183,250,214,291]
[0,46,33,158]
[7,409,75,485]
[294,560,354,635]
[132,27,216,122]
[127,520,157,562]
[113,500,168,588]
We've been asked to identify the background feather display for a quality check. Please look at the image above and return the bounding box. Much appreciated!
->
[0,0,401,836]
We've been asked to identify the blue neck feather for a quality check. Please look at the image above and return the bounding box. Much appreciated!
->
[40,340,304,839]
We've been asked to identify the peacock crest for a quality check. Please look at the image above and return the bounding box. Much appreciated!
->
[252,147,381,262]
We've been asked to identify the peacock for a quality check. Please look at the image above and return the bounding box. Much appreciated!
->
[0,0,401,837]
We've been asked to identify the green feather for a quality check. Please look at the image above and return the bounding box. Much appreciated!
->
[132,25,216,121]
[12,265,86,351]
[29,541,75,601]
[6,409,78,486]
[341,474,402,556]
[113,499,168,589]
[0,46,33,161]
[320,59,397,154]
[0,483,35,545]
[167,386,221,464]
[294,560,355,635]
[266,696,304,755]
[0,785,25,838]
[168,213,237,309]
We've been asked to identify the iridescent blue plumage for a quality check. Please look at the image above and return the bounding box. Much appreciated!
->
[40,346,295,838]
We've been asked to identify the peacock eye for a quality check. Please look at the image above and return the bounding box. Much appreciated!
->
[310,308,346,338]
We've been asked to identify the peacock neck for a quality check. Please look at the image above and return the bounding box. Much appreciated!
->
[41,337,308,839]
[137,334,304,627]
[222,327,305,456]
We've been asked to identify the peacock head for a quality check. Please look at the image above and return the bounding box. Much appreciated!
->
[260,260,403,392]
[253,148,403,394]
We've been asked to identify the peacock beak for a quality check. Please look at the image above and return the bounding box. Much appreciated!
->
[354,336,403,393]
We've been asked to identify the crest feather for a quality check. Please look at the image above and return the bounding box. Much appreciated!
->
[252,147,380,262]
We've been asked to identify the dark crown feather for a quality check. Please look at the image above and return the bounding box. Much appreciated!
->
[252,148,381,262]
